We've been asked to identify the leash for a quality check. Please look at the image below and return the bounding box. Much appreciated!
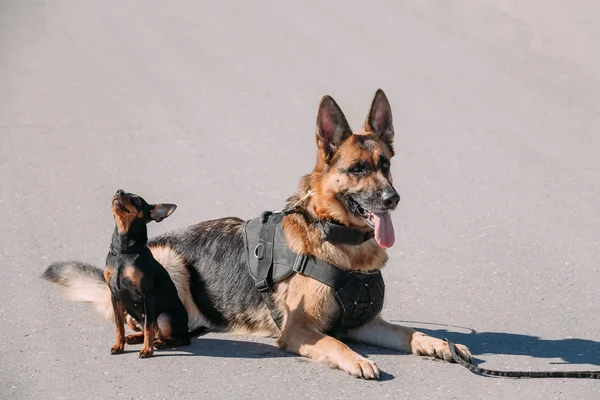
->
[287,190,314,213]
[445,339,600,379]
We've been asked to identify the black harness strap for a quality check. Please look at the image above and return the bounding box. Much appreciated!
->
[292,254,351,289]
[253,211,285,327]
[292,255,385,337]
[254,211,279,292]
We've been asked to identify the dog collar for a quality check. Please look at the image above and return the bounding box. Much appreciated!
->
[109,244,147,255]
[286,210,374,245]
[283,192,374,246]
[313,219,374,245]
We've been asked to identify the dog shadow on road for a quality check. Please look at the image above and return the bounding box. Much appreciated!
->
[150,333,398,380]
[392,320,600,367]
[152,335,292,359]
[147,320,600,376]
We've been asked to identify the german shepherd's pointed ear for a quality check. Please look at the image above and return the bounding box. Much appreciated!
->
[366,89,395,149]
[316,95,353,162]
[149,204,177,223]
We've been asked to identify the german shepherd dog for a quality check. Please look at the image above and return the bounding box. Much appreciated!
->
[42,89,472,379]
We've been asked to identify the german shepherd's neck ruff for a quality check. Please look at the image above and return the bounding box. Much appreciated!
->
[42,89,472,379]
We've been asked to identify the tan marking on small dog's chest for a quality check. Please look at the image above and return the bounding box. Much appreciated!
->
[123,265,143,286]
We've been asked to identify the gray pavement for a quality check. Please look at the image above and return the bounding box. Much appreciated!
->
[2,1,600,399]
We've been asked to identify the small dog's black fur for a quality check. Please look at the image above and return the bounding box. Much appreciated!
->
[105,189,201,358]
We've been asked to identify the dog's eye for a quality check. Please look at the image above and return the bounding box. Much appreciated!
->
[380,158,390,173]
[349,164,365,175]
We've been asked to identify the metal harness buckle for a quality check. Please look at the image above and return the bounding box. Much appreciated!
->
[255,279,271,293]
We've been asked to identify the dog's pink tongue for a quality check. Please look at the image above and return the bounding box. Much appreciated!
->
[371,212,395,248]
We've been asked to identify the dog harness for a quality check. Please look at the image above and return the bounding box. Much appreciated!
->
[242,210,385,337]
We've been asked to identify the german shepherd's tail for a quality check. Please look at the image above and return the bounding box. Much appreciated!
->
[41,261,113,321]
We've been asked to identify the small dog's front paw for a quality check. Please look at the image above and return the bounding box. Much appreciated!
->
[110,344,124,355]
[139,347,154,358]
[411,333,472,362]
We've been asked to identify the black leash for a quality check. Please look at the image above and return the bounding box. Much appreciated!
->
[445,339,600,379]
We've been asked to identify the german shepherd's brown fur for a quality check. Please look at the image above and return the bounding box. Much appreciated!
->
[42,89,472,379]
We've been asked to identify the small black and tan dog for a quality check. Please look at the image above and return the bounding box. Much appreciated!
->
[105,189,195,358]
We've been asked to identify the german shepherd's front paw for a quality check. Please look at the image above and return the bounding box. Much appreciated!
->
[411,333,472,362]
[444,342,471,363]
[153,339,167,349]
[340,356,381,380]
[138,347,154,358]
[110,344,125,355]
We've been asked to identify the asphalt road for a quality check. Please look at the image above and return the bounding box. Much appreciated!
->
[2,1,600,399]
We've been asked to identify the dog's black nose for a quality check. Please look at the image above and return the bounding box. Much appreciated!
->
[116,189,124,196]
[382,189,400,209]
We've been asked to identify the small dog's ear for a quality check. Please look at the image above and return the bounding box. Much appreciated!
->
[365,89,394,148]
[316,95,353,161]
[149,204,177,222]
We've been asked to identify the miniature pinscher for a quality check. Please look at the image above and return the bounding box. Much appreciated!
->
[105,189,201,358]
